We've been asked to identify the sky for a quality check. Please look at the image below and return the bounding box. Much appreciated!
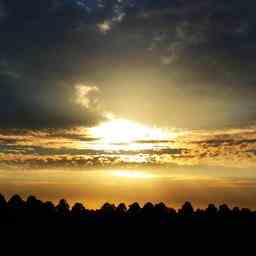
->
[1,0,256,208]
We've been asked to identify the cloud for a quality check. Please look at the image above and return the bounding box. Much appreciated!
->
[0,73,105,129]
[97,20,112,34]
[74,84,100,108]
[0,1,6,20]
[1,125,256,169]
[0,0,256,129]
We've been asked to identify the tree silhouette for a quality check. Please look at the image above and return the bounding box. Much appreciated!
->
[219,204,230,217]
[179,201,194,216]
[8,194,25,209]
[0,193,255,234]
[128,202,141,216]
[71,203,86,219]
[56,199,70,218]
[116,203,127,214]
[206,204,218,218]
[0,194,6,209]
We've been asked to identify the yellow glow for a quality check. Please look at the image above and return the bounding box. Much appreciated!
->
[90,118,172,144]
[111,170,156,179]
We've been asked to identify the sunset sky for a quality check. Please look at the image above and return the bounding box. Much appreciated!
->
[1,0,256,209]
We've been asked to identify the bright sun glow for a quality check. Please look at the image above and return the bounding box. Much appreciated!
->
[90,118,173,143]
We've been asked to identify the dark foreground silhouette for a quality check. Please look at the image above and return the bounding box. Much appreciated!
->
[1,194,254,251]
[1,193,256,251]
[0,193,255,229]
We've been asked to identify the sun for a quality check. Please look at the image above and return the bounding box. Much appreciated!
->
[90,118,172,144]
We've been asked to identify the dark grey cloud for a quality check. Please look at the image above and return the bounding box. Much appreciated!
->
[0,0,256,129]
[0,73,104,128]
[0,140,187,157]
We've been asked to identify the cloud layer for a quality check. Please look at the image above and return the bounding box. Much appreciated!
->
[1,126,256,170]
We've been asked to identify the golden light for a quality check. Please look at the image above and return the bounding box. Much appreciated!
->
[111,170,156,179]
[90,118,172,144]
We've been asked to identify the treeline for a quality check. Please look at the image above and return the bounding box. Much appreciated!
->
[0,194,256,229]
